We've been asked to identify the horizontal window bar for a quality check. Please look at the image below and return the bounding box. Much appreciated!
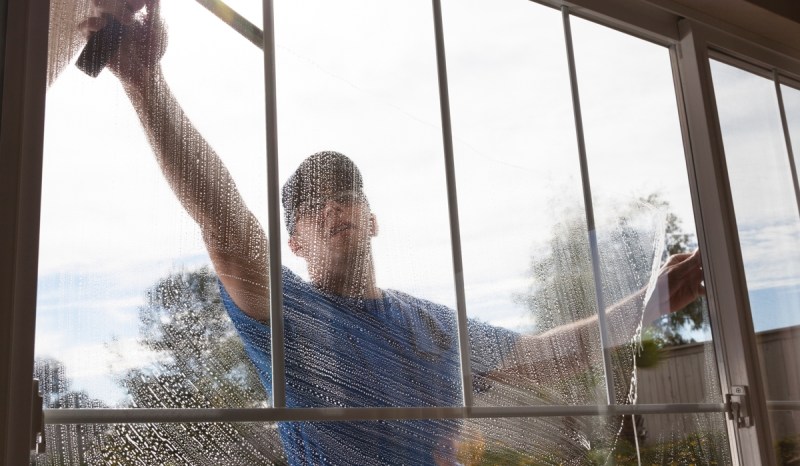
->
[767,401,800,411]
[44,403,726,425]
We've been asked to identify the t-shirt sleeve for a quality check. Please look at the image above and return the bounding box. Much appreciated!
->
[219,278,273,393]
[420,300,520,377]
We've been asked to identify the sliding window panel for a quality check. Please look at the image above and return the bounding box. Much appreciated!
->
[37,0,268,428]
[564,15,728,458]
[440,0,636,458]
[710,59,800,459]
[570,14,723,412]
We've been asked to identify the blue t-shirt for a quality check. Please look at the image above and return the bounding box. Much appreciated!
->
[220,267,517,465]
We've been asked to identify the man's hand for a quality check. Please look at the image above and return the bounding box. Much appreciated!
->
[79,0,166,87]
[645,249,705,321]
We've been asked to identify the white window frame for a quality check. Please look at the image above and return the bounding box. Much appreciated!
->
[4,0,800,464]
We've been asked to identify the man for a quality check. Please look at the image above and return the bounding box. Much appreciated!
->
[79,1,705,464]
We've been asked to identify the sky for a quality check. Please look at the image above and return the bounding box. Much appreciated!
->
[35,0,799,405]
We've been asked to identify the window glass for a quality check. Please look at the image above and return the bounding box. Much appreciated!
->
[711,59,800,462]
[780,82,800,219]
[272,0,452,301]
[36,0,275,462]
[456,414,730,464]
[35,421,284,465]
[443,0,726,459]
[37,0,268,412]
[442,0,594,403]
[571,15,730,454]
[272,0,461,415]
[570,14,722,405]
[32,0,740,463]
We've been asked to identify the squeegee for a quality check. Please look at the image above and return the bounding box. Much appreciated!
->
[76,0,264,77]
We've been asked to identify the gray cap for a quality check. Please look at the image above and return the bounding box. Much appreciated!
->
[282,151,365,235]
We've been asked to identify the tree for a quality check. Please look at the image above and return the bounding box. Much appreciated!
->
[100,267,286,465]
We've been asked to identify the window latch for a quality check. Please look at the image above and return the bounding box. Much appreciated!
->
[725,385,753,428]
[31,379,45,453]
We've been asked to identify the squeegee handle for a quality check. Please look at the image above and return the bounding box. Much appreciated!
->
[75,18,124,77]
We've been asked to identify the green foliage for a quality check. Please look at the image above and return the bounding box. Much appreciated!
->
[456,431,729,466]
[514,212,596,334]
[614,432,729,465]
[635,337,661,368]
[776,433,800,465]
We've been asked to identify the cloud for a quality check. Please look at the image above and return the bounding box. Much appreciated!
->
[738,221,800,290]
[36,333,161,404]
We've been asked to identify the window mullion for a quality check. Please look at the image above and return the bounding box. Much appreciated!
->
[561,6,616,407]
[261,0,286,409]
[431,0,475,409]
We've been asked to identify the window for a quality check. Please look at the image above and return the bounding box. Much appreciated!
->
[3,0,799,464]
[711,57,800,460]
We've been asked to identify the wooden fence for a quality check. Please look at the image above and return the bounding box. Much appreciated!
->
[636,325,800,445]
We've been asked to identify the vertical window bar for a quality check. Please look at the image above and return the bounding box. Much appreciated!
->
[0,0,50,462]
[431,0,474,409]
[773,70,800,220]
[262,0,286,408]
[561,6,616,406]
[674,20,775,464]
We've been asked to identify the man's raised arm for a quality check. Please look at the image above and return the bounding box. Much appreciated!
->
[506,249,705,381]
[81,0,269,321]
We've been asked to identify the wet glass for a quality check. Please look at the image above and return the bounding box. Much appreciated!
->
[31,0,741,464]
[37,1,271,463]
[442,0,592,405]
[271,0,462,419]
[710,59,800,462]
[570,16,722,410]
[455,414,730,464]
[34,421,284,465]
[443,0,727,458]
[570,15,729,458]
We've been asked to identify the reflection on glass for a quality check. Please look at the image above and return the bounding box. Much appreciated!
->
[711,60,800,462]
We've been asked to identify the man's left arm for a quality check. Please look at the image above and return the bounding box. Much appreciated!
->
[505,249,705,379]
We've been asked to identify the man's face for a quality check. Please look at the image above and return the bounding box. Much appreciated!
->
[288,190,377,275]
